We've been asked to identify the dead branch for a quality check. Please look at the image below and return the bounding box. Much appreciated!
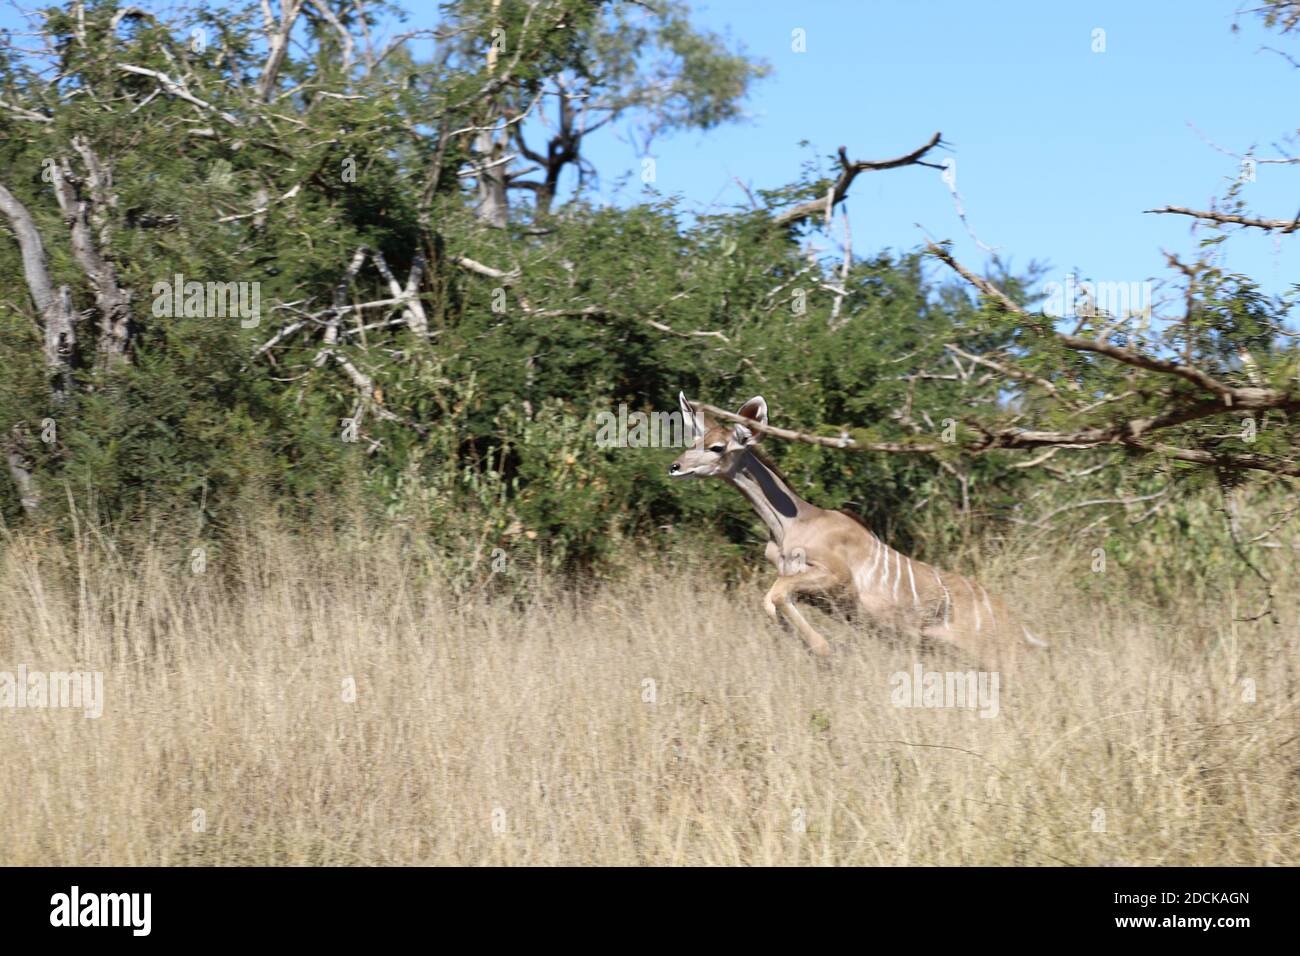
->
[0,97,52,123]
[255,0,306,103]
[306,0,354,77]
[1032,488,1170,529]
[0,180,79,399]
[693,402,941,454]
[4,425,41,518]
[448,254,520,283]
[51,153,131,364]
[116,64,241,125]
[315,245,369,365]
[943,342,1066,401]
[1138,442,1300,479]
[371,249,429,337]
[1145,205,1300,234]
[1221,485,1279,624]
[772,132,945,228]
[250,319,309,362]
[217,182,301,223]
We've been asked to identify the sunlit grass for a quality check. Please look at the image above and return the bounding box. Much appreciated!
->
[0,514,1295,865]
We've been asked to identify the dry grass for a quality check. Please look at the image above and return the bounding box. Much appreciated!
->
[0,517,1297,866]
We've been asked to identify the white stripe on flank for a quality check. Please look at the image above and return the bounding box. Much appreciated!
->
[933,569,952,628]
[979,585,996,626]
[864,536,883,590]
[906,558,919,608]
[852,542,875,594]
[963,578,981,632]
[868,537,884,588]
[880,543,891,592]
[892,550,901,601]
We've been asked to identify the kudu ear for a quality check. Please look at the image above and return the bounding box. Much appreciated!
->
[678,391,705,440]
[733,396,768,445]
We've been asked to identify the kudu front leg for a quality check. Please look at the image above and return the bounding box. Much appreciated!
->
[763,570,835,658]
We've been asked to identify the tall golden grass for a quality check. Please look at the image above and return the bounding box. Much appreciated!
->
[0,512,1296,865]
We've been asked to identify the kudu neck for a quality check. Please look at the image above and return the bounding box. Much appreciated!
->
[721,448,812,544]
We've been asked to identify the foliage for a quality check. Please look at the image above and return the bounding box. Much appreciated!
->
[0,0,1296,603]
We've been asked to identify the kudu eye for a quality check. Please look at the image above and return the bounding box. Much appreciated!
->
[708,445,726,454]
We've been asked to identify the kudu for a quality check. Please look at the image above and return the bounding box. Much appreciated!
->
[669,394,1046,669]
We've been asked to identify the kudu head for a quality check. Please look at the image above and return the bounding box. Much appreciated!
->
[668,392,767,479]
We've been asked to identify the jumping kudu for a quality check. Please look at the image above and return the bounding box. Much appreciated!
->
[669,394,1047,669]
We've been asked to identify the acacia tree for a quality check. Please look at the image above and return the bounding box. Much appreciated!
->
[0,1,576,491]
[457,0,767,224]
[0,0,455,515]
[0,0,770,532]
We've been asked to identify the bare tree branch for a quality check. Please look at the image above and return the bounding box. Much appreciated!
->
[693,402,941,454]
[1145,204,1300,234]
[943,342,1066,401]
[448,254,520,283]
[772,132,945,228]
[117,64,241,125]
[51,152,131,365]
[371,249,429,337]
[315,245,369,366]
[0,179,79,400]
[255,0,306,103]
[0,97,52,123]
[4,426,41,518]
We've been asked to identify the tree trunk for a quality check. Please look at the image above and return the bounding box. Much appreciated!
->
[4,427,41,519]
[0,180,79,404]
[474,0,509,229]
[53,152,132,366]
[474,127,510,228]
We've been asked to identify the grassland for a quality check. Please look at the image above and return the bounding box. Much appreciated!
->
[1,515,1296,865]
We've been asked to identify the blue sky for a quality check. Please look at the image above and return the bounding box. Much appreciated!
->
[3,1,1295,299]
[569,1,1299,299]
